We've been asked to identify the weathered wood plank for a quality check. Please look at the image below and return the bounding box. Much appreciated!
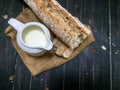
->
[48,66,65,90]
[0,0,17,90]
[29,71,49,90]
[13,56,31,90]
[111,0,120,90]
[7,0,32,90]
[78,0,110,90]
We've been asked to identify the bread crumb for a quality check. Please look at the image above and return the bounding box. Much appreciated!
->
[115,52,118,54]
[101,46,107,50]
[117,50,119,52]
[90,49,96,53]
[115,50,119,55]
[112,43,116,47]
[9,75,14,81]
[3,15,8,19]
[44,87,49,90]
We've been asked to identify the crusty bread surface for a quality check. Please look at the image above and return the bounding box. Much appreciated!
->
[53,37,73,58]
[24,0,91,49]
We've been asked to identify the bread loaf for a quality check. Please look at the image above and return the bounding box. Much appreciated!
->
[53,37,73,58]
[24,0,91,49]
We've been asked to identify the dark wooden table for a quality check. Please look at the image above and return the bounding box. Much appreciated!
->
[0,0,120,90]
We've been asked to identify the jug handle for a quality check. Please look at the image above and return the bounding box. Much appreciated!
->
[8,18,24,32]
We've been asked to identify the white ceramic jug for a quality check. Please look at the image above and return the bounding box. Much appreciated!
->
[8,18,53,56]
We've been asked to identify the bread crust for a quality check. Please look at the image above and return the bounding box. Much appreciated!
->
[53,37,73,58]
[24,0,91,49]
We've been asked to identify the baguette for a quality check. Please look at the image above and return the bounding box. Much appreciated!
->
[53,25,92,58]
[24,0,91,49]
[53,37,73,58]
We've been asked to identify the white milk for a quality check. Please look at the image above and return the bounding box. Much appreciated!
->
[22,25,48,47]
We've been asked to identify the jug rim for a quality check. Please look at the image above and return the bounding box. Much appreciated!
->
[19,22,52,50]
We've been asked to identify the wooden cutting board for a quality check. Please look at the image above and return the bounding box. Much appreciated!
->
[5,8,95,76]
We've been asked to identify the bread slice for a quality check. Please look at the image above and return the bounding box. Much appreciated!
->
[24,0,91,49]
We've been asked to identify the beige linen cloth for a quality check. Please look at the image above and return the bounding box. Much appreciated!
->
[5,8,95,76]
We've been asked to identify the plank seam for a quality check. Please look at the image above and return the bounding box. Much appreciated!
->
[108,0,112,90]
